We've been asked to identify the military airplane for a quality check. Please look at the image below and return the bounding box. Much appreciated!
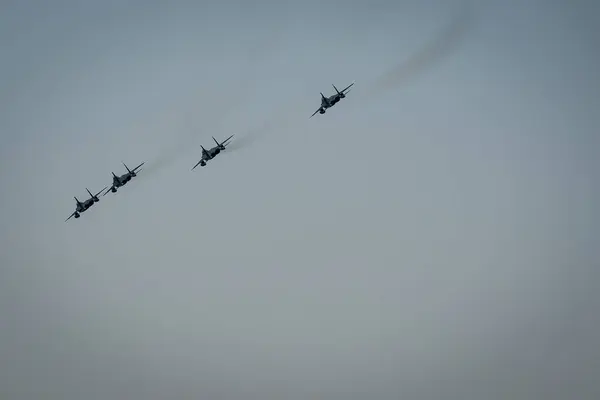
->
[191,134,234,170]
[65,187,107,221]
[310,81,355,118]
[103,161,145,195]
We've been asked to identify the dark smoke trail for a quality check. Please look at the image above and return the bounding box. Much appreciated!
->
[224,98,310,154]
[363,2,475,100]
[228,3,476,154]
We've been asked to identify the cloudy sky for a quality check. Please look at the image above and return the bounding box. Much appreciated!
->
[1,0,598,399]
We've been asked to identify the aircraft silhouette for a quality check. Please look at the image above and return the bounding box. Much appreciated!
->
[191,134,235,170]
[310,81,355,118]
[65,186,107,221]
[103,161,145,195]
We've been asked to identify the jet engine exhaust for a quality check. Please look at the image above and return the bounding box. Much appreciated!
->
[363,2,474,100]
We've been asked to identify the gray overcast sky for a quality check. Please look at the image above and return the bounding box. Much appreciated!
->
[1,0,599,399]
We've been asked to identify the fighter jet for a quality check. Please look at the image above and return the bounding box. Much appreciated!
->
[65,186,107,221]
[103,161,144,195]
[310,81,355,118]
[191,134,234,170]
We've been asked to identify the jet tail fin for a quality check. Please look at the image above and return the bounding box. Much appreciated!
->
[212,136,220,146]
[86,188,93,197]
[122,162,131,173]
[332,84,341,94]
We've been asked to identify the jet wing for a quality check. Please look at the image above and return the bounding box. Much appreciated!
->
[191,158,204,170]
[103,186,114,196]
[131,162,145,172]
[65,211,77,222]
[342,82,354,93]
[221,134,235,147]
[310,107,321,118]
[340,81,355,93]
[95,186,108,197]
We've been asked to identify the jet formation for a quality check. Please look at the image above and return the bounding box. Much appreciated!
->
[65,161,143,221]
[66,82,354,221]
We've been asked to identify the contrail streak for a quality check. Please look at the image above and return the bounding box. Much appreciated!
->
[225,103,307,153]
[363,2,475,100]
